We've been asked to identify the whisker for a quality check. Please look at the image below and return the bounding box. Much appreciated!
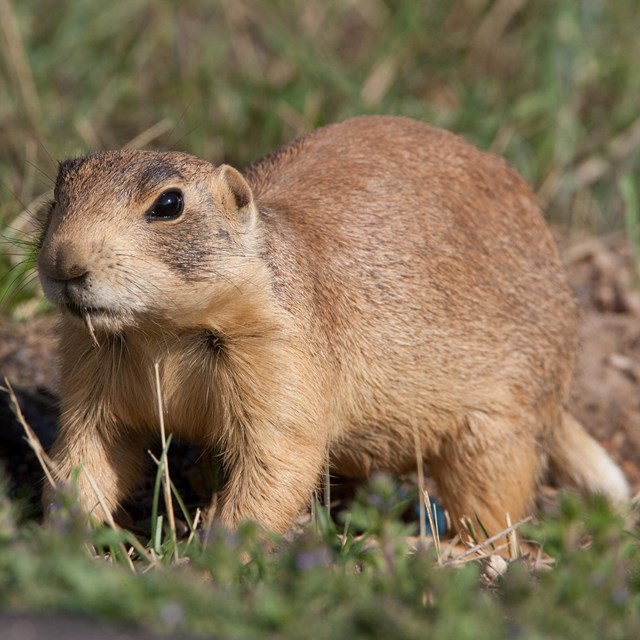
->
[1,257,36,283]
[0,249,36,256]
[25,159,55,186]
[35,140,58,173]
[169,123,203,151]
[0,271,40,312]
[14,231,39,250]
[167,103,192,149]
[0,180,40,218]
[0,232,38,249]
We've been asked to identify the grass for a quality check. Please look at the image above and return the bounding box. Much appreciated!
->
[1,0,640,636]
[1,465,640,638]
[1,0,639,313]
[1,1,640,226]
[3,364,640,638]
[620,174,640,286]
[2,0,640,313]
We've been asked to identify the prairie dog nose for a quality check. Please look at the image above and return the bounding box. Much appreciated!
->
[38,240,90,282]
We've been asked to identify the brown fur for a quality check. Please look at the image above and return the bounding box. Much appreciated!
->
[38,116,629,539]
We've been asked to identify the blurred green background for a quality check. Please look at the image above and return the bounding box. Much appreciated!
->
[1,0,639,311]
[2,4,640,635]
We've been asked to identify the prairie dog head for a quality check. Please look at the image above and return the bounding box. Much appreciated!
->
[37,150,260,333]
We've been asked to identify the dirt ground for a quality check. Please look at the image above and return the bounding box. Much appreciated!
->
[1,232,639,521]
[562,232,640,491]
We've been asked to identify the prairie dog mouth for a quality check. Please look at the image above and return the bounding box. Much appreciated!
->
[63,302,123,346]
[64,302,112,319]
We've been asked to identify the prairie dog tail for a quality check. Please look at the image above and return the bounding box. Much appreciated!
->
[549,411,630,503]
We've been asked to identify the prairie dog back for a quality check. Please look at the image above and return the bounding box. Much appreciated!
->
[38,116,629,540]
[249,117,575,424]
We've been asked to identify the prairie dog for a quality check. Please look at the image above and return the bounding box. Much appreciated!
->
[38,116,629,538]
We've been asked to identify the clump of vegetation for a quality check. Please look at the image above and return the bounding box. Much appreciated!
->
[1,467,640,638]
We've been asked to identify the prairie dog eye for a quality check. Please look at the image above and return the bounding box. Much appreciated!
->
[147,189,184,221]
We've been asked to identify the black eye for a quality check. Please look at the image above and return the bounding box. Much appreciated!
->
[148,190,184,221]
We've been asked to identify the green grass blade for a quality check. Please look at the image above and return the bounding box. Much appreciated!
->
[619,174,640,288]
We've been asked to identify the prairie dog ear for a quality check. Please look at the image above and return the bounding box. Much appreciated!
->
[214,164,256,226]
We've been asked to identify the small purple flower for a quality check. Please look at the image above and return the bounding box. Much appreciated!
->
[295,546,331,571]
[367,493,384,508]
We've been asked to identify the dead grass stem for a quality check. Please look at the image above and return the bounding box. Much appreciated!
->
[2,377,56,489]
[412,426,428,551]
[153,361,179,559]
[0,0,43,136]
[450,516,531,563]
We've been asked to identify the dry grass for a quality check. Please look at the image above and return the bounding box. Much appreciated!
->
[2,377,56,490]
[153,361,178,559]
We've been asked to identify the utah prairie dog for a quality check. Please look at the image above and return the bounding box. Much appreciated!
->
[38,116,629,538]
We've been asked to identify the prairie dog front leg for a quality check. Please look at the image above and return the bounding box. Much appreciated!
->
[44,409,146,522]
[214,414,326,533]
